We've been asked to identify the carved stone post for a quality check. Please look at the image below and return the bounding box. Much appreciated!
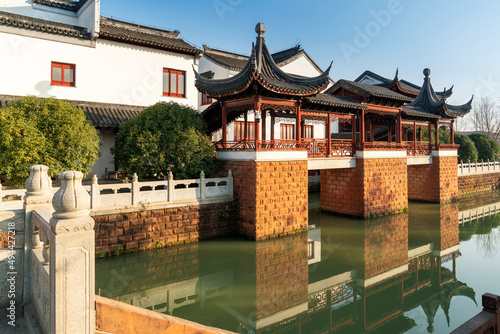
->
[24,165,53,303]
[168,170,174,203]
[49,171,95,334]
[131,173,139,206]
[200,171,206,201]
[90,174,99,210]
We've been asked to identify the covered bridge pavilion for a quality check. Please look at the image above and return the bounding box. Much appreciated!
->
[195,23,472,236]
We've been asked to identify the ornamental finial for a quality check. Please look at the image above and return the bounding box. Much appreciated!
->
[52,171,89,219]
[255,22,266,38]
[423,68,431,78]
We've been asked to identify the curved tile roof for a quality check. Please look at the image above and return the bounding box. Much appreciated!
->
[402,68,472,119]
[333,80,413,102]
[195,23,331,97]
[33,0,88,12]
[0,10,91,39]
[304,94,365,110]
[99,16,200,55]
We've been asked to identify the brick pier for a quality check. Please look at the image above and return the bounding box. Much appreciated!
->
[215,151,308,239]
[321,150,408,218]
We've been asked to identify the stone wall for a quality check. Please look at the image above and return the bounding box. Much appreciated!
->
[458,172,500,194]
[458,189,500,211]
[255,233,308,319]
[93,202,233,256]
[215,160,308,239]
[321,157,408,218]
[408,156,458,203]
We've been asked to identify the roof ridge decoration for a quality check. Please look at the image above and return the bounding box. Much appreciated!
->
[195,22,331,98]
[402,68,473,119]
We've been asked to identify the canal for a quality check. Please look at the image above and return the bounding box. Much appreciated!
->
[95,191,500,333]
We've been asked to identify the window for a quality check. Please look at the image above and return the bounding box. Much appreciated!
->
[304,125,313,139]
[51,62,75,87]
[234,121,255,141]
[163,68,186,97]
[280,124,295,140]
[201,93,212,105]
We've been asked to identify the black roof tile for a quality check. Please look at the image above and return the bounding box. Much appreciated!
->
[99,16,200,55]
[332,80,413,102]
[33,0,89,12]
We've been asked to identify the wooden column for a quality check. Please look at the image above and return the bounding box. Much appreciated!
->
[450,121,454,145]
[270,113,275,141]
[396,112,402,143]
[326,115,332,157]
[413,121,417,156]
[428,122,433,151]
[360,110,365,147]
[244,110,248,142]
[254,98,261,148]
[222,102,227,147]
[261,109,266,141]
[352,115,357,153]
[434,121,439,149]
[369,121,374,142]
[295,101,302,142]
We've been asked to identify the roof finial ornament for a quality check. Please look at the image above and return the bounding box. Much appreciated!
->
[255,22,266,38]
[423,68,431,78]
[394,68,399,81]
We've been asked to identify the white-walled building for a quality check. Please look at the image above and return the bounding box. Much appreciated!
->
[0,0,202,177]
[198,45,337,141]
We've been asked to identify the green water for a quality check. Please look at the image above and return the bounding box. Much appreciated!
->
[95,191,500,333]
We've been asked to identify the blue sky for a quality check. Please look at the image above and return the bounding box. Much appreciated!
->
[101,0,500,106]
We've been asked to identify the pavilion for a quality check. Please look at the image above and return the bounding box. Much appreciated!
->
[195,23,473,235]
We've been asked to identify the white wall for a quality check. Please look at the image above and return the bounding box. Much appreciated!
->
[91,131,115,177]
[198,56,231,79]
[279,53,322,77]
[0,34,199,108]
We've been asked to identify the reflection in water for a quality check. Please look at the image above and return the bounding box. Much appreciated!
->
[96,191,500,333]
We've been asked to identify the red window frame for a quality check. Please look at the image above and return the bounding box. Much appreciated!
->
[201,93,212,105]
[280,124,295,140]
[163,68,186,97]
[234,121,255,141]
[51,61,75,87]
[304,125,313,139]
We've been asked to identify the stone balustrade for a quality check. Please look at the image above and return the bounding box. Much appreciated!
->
[458,159,500,176]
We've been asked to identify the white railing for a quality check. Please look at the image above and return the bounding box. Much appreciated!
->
[459,202,500,225]
[458,160,500,176]
[86,170,233,211]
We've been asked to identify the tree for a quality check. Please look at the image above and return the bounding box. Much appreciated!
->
[0,96,100,187]
[112,102,215,179]
[469,97,500,142]
[468,133,500,161]
[454,133,478,163]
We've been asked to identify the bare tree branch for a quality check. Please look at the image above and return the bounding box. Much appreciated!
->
[469,97,500,141]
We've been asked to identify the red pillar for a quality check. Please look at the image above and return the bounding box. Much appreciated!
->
[428,122,432,151]
[434,121,439,149]
[327,115,332,157]
[295,102,302,143]
[254,98,261,149]
[270,113,275,141]
[261,109,266,141]
[244,110,248,142]
[450,121,454,145]
[352,115,357,153]
[360,110,365,147]
[396,112,402,143]
[222,102,227,147]
[413,122,417,156]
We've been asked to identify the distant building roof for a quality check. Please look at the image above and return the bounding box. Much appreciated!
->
[328,79,413,102]
[202,44,324,74]
[195,23,331,98]
[0,95,144,130]
[355,69,453,99]
[0,10,92,40]
[402,68,473,119]
[99,16,200,55]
